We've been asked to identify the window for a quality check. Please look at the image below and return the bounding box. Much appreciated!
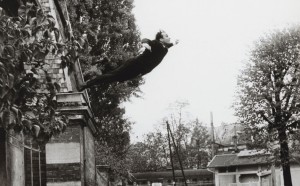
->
[24,139,46,186]
[219,167,227,173]
[228,166,236,172]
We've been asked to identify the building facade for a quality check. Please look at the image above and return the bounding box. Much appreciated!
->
[130,169,214,186]
[0,0,107,185]
[207,150,300,186]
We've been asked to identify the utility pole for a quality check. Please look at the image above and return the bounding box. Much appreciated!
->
[166,121,188,186]
[233,123,238,152]
[167,122,176,186]
[210,112,216,185]
[210,112,215,157]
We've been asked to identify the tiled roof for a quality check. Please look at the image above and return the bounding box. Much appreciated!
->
[133,169,213,181]
[207,153,271,168]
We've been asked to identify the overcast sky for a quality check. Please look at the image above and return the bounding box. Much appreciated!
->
[123,0,300,142]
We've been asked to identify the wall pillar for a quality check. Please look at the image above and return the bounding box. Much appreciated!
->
[0,127,26,186]
[0,129,8,186]
[46,92,98,186]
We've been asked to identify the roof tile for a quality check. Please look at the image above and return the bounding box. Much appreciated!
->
[208,154,271,168]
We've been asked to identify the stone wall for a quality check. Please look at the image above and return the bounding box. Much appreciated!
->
[83,126,96,186]
[6,130,25,186]
[0,129,7,186]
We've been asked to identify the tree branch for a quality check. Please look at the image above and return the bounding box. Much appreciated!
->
[259,112,274,126]
[287,120,300,129]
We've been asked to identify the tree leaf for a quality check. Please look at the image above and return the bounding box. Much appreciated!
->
[8,73,14,88]
[2,109,11,128]
[3,45,15,59]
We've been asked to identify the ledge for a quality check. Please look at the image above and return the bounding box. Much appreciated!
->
[55,92,98,136]
[56,92,87,105]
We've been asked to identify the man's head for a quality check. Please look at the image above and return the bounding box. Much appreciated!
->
[155,30,171,45]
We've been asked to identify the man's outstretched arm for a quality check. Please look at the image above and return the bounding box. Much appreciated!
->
[164,39,179,48]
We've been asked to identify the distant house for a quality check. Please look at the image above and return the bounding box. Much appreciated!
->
[207,150,300,186]
[212,123,246,146]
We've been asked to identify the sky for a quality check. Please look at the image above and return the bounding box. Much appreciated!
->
[123,0,300,142]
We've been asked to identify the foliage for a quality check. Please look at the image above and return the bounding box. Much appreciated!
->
[128,120,212,172]
[144,131,169,171]
[95,141,131,178]
[127,142,150,172]
[128,101,212,172]
[234,26,300,186]
[187,119,211,168]
[66,0,143,176]
[0,2,70,143]
[235,26,300,148]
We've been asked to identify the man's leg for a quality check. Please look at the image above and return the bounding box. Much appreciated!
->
[78,57,140,91]
[78,72,119,91]
[83,69,102,81]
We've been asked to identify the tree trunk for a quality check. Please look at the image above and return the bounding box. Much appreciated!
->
[278,128,293,186]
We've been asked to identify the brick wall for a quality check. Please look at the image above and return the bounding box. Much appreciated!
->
[47,163,81,182]
[46,124,82,184]
[45,122,99,186]
[49,125,81,144]
[37,0,99,185]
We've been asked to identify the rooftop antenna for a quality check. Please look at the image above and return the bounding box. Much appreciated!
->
[233,123,238,152]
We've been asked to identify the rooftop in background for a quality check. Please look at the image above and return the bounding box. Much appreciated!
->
[207,150,272,168]
[212,123,247,146]
[132,169,213,181]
